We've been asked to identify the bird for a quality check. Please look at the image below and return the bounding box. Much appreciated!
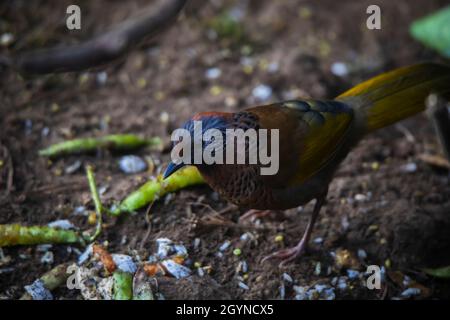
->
[163,63,450,266]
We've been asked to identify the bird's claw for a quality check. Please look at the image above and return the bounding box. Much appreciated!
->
[261,243,308,267]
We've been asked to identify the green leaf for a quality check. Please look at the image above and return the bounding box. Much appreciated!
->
[410,6,450,58]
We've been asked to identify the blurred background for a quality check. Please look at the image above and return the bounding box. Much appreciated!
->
[1,0,449,300]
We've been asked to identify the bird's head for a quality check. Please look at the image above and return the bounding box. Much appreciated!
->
[163,112,231,179]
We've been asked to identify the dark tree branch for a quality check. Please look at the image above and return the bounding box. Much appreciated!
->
[11,0,187,74]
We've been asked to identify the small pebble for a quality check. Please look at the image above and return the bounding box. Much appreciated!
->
[0,33,14,46]
[252,84,272,102]
[36,244,53,252]
[78,244,93,265]
[313,237,323,244]
[112,254,137,273]
[161,260,191,279]
[156,238,173,259]
[96,72,108,85]
[47,219,75,230]
[205,67,222,79]
[279,284,286,299]
[238,281,249,290]
[41,127,50,137]
[40,251,54,265]
[331,62,349,77]
[25,280,53,300]
[400,287,421,298]
[314,262,322,276]
[65,160,82,174]
[193,238,201,249]
[354,194,367,202]
[119,155,147,174]
[282,273,293,283]
[241,261,248,273]
[401,162,417,173]
[219,240,231,251]
[73,206,88,216]
[347,269,360,279]
[357,249,367,260]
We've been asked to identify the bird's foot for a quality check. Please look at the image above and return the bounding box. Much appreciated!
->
[239,209,272,222]
[261,240,308,267]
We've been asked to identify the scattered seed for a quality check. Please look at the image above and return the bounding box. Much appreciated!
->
[233,248,242,256]
[274,234,284,242]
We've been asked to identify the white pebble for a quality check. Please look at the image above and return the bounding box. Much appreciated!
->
[48,219,75,230]
[400,287,421,298]
[119,155,147,174]
[161,260,191,279]
[205,67,222,79]
[252,84,272,102]
[401,162,417,173]
[40,251,54,264]
[331,62,349,77]
[219,240,231,251]
[357,249,367,260]
[282,272,293,283]
[238,281,249,290]
[354,194,367,202]
[112,254,137,273]
[25,280,53,300]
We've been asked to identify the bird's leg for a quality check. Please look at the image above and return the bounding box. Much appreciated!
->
[239,209,272,222]
[262,191,327,267]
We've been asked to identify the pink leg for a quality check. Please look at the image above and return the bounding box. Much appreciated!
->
[239,209,272,222]
[262,193,327,267]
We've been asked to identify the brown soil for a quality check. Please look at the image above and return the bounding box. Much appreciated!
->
[1,0,450,300]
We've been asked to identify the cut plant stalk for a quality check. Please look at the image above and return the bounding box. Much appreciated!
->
[110,165,205,215]
[0,224,82,247]
[21,263,72,300]
[39,134,163,157]
[0,166,104,247]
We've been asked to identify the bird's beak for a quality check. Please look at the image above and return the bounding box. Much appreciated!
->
[163,162,185,180]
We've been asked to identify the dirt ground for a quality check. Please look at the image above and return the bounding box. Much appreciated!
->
[1,0,450,300]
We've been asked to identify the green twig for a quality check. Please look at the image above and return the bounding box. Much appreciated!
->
[39,134,162,158]
[110,166,205,215]
[84,165,104,242]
